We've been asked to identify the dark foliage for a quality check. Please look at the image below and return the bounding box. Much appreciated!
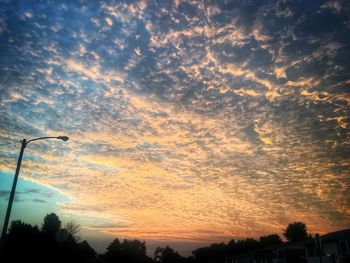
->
[103,238,153,263]
[42,213,61,236]
[0,218,308,263]
[283,221,309,242]
[192,234,283,263]
[0,214,96,263]
[79,240,98,258]
[2,220,57,263]
[154,246,185,263]
[259,234,283,247]
[193,242,229,263]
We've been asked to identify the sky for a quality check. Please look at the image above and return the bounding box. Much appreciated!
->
[0,0,350,256]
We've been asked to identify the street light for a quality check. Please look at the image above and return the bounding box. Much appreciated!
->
[1,136,69,240]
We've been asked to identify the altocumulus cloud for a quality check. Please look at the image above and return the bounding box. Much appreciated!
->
[0,0,349,248]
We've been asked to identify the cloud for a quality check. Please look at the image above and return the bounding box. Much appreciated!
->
[105,17,113,27]
[0,0,349,247]
[31,199,46,203]
[134,47,142,56]
[66,59,124,84]
[321,1,343,13]
[0,190,10,197]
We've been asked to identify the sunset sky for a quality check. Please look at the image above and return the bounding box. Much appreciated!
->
[0,0,349,255]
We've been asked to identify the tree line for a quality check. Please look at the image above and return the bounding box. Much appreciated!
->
[0,212,310,263]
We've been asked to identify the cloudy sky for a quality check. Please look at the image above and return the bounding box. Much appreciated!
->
[0,0,349,255]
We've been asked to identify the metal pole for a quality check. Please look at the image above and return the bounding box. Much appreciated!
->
[1,139,26,240]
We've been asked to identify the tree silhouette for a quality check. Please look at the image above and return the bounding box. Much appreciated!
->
[122,239,147,259]
[154,246,183,263]
[259,234,282,247]
[0,214,97,263]
[0,215,319,263]
[227,239,238,256]
[193,242,229,263]
[42,213,61,236]
[236,238,260,255]
[65,220,81,241]
[77,240,97,259]
[3,220,56,262]
[104,238,152,263]
[8,219,39,236]
[283,222,308,242]
[105,238,122,260]
[58,234,96,262]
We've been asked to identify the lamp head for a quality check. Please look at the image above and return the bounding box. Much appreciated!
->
[58,136,69,142]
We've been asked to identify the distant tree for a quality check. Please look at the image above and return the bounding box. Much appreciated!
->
[104,238,152,263]
[8,220,40,236]
[184,256,196,263]
[193,242,228,263]
[42,213,61,236]
[105,238,122,260]
[77,240,97,259]
[227,239,238,256]
[121,239,148,262]
[58,237,97,261]
[234,238,260,255]
[259,234,282,247]
[65,220,81,241]
[154,246,183,263]
[283,222,308,242]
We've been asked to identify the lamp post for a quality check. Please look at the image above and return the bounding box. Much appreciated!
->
[1,136,69,240]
